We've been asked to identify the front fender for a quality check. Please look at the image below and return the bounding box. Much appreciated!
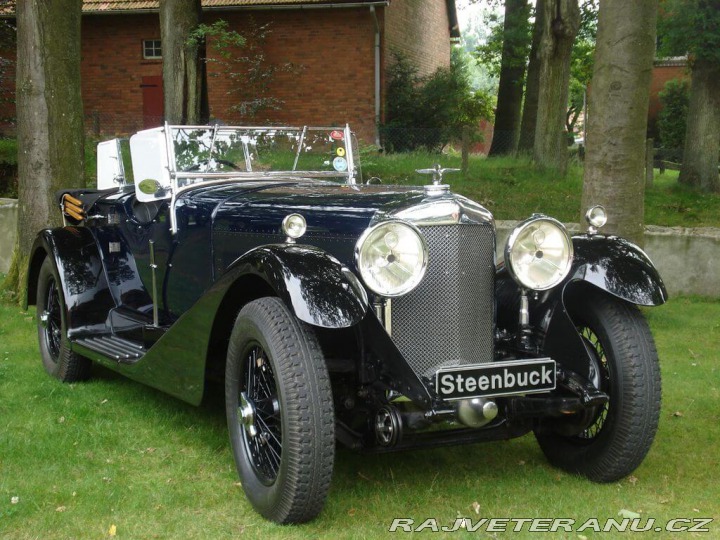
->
[496,235,667,379]
[569,235,668,306]
[225,244,369,329]
[25,227,115,334]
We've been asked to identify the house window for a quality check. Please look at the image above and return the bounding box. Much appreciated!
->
[143,39,162,60]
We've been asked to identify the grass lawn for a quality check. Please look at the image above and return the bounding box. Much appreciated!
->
[363,152,720,228]
[1,296,718,539]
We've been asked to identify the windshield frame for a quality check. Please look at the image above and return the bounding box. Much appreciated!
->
[158,123,359,234]
[164,124,358,183]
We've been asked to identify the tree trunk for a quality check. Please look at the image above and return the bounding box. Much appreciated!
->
[3,0,85,301]
[160,0,208,124]
[581,0,658,246]
[488,0,531,156]
[678,58,720,192]
[533,0,580,175]
[518,0,545,153]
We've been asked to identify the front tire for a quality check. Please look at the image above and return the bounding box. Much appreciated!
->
[225,297,334,524]
[535,291,661,482]
[36,257,91,382]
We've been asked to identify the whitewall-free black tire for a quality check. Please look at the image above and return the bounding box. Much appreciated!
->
[535,291,661,482]
[36,257,91,382]
[225,297,335,523]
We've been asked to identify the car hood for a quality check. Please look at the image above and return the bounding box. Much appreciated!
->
[176,180,489,271]
[181,180,429,235]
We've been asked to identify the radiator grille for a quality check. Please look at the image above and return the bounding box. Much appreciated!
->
[390,223,496,378]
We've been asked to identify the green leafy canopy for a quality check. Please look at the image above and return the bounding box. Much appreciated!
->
[382,50,494,152]
[658,0,720,64]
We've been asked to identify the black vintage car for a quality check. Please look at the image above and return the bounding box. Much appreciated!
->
[26,125,666,524]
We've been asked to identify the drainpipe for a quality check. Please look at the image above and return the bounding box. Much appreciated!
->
[370,6,381,147]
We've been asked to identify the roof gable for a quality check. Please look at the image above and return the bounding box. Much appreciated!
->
[1,0,388,15]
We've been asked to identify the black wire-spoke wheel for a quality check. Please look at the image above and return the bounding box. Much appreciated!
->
[44,279,63,359]
[576,326,610,440]
[534,290,661,482]
[36,258,91,382]
[225,297,334,524]
[240,344,282,485]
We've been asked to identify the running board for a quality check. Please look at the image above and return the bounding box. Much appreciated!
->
[73,335,146,363]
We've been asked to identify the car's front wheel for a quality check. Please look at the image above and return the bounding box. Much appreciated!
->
[534,291,661,482]
[225,297,334,524]
[36,257,91,382]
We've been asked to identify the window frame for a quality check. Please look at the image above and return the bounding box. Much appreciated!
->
[142,39,162,60]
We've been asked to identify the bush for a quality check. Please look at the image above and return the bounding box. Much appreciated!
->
[0,138,17,198]
[657,78,689,161]
[381,50,493,152]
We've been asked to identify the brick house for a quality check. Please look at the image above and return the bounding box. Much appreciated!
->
[0,0,459,143]
[647,56,688,138]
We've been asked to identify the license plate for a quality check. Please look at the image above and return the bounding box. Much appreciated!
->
[435,358,556,401]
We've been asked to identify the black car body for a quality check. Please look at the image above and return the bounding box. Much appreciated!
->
[26,125,667,523]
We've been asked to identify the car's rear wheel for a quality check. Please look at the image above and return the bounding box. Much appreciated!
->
[534,291,661,482]
[225,297,334,524]
[36,257,91,381]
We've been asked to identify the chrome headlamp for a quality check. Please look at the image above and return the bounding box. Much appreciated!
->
[355,220,428,297]
[505,215,573,291]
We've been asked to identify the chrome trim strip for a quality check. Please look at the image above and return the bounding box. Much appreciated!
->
[173,170,346,180]
[149,240,159,327]
[292,126,308,172]
[345,123,356,185]
[384,298,392,336]
[392,195,495,228]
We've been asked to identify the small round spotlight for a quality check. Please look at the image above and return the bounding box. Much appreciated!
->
[282,213,307,241]
[585,205,607,231]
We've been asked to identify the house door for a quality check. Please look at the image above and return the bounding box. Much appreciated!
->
[141,76,163,128]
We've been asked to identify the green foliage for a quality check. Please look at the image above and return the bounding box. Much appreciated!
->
[474,2,531,78]
[567,0,597,136]
[577,0,598,42]
[658,0,720,64]
[457,37,499,94]
[567,39,594,135]
[189,19,299,121]
[456,3,499,93]
[473,11,506,78]
[657,78,690,153]
[382,51,494,152]
[0,137,17,165]
[0,138,17,198]
[188,19,245,54]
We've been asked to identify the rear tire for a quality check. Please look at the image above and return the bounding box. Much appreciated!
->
[225,297,334,524]
[36,257,91,382]
[535,291,661,482]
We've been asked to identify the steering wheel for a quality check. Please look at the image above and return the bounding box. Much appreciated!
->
[185,159,243,172]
